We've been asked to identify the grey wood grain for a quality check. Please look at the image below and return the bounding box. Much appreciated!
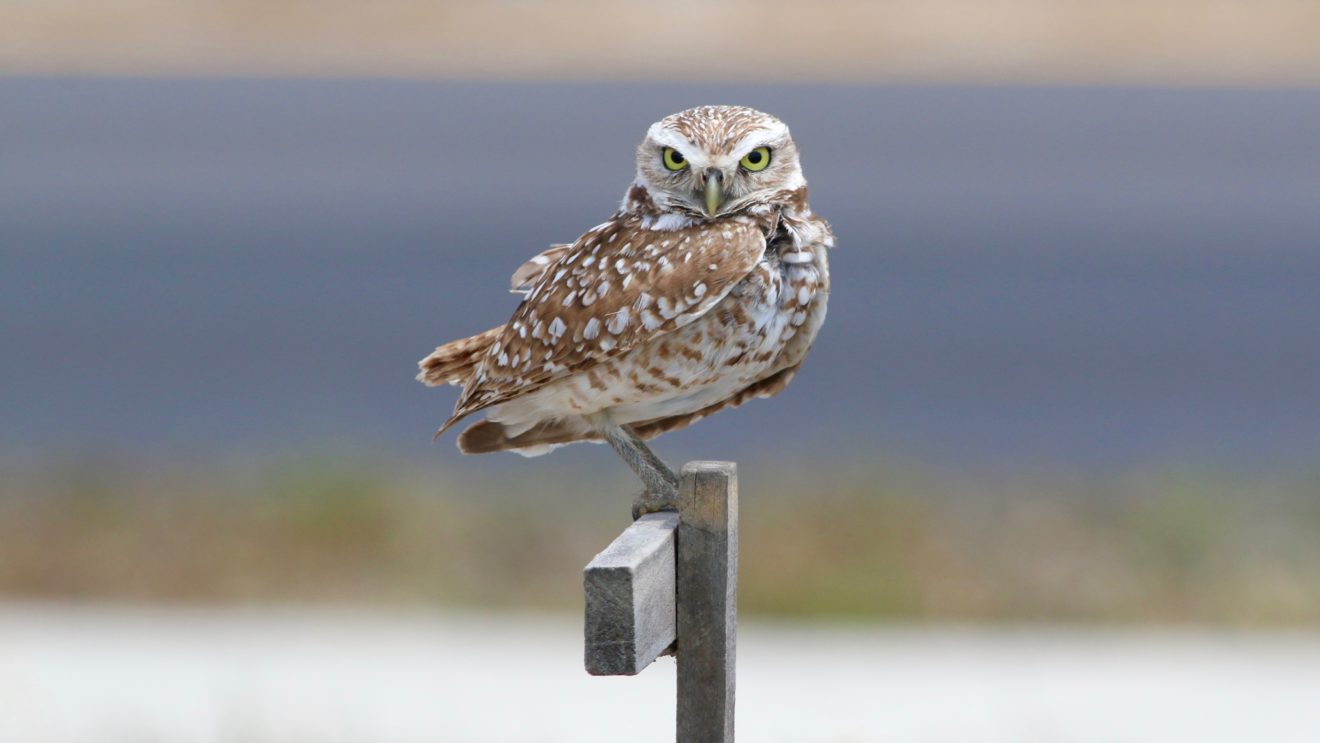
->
[676,461,738,742]
[583,511,679,676]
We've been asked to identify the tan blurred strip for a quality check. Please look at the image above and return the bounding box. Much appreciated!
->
[2,0,1319,84]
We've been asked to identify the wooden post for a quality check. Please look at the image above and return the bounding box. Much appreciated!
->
[676,461,737,743]
[582,460,739,742]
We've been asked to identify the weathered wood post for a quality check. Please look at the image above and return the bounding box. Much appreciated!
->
[584,461,739,742]
[676,461,737,740]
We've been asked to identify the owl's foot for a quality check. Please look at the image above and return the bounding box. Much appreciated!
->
[592,413,681,520]
[632,482,680,520]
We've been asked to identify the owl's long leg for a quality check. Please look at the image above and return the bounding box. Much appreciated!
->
[590,413,679,518]
[619,425,679,488]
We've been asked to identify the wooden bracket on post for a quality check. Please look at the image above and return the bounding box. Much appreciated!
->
[583,511,679,675]
[583,460,738,742]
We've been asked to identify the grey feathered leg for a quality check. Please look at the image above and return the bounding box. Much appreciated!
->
[591,413,679,518]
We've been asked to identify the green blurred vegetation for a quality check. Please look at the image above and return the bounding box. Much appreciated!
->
[2,457,1318,625]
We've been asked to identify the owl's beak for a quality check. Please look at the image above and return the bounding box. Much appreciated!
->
[703,168,724,216]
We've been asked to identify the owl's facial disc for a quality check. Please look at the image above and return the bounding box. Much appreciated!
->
[636,107,803,218]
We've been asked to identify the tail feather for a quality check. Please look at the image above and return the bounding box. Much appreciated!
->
[416,326,504,388]
[457,418,601,456]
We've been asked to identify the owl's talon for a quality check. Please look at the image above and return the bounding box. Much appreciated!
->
[632,485,679,520]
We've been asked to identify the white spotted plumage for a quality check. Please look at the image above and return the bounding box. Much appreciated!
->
[419,105,834,460]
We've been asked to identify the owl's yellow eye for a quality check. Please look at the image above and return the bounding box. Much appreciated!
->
[739,147,772,171]
[740,147,771,171]
[662,147,688,171]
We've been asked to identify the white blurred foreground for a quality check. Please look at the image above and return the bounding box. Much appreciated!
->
[3,604,1320,743]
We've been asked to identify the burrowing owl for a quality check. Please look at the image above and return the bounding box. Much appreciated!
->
[419,105,834,514]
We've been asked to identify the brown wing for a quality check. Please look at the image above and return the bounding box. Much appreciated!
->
[509,244,572,294]
[440,214,768,431]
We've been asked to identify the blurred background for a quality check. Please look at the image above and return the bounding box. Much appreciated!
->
[3,1,1320,741]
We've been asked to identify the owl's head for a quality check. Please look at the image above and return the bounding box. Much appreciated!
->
[633,106,805,219]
